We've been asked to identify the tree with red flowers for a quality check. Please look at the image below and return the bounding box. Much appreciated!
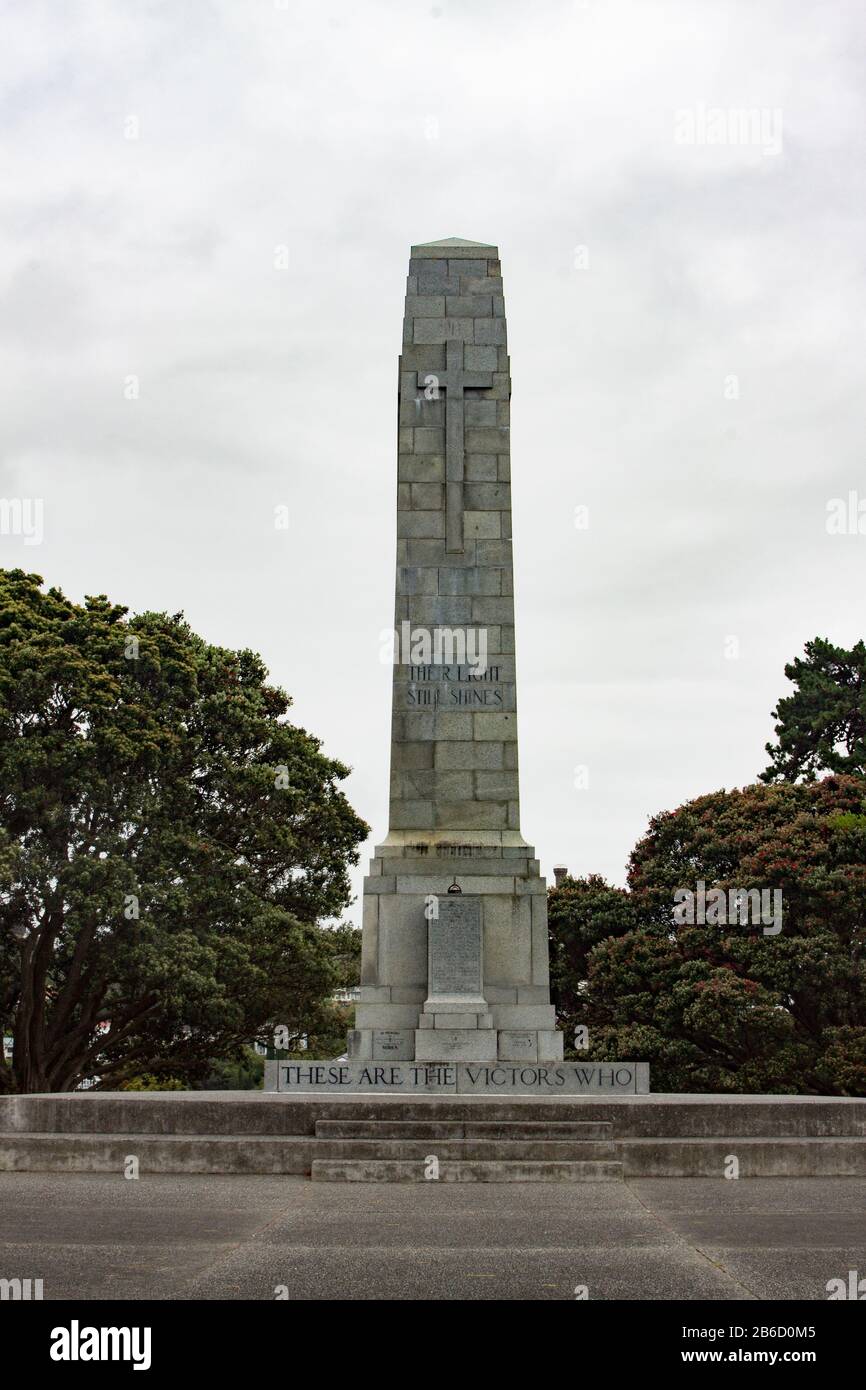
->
[549,777,866,1093]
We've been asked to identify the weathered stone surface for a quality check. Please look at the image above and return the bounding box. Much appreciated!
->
[414,1030,498,1062]
[445,295,493,316]
[482,896,532,983]
[411,239,497,260]
[465,455,498,481]
[498,1031,539,1061]
[433,1012,493,1029]
[537,1030,566,1062]
[434,741,503,769]
[372,1030,415,1061]
[355,1005,419,1029]
[270,1061,651,1094]
[399,454,445,482]
[462,345,497,373]
[489,1005,557,1030]
[346,1028,371,1059]
[474,318,506,345]
[427,896,483,1001]
[406,294,445,317]
[464,400,498,426]
[413,317,474,344]
[462,275,503,294]
[462,510,501,539]
[377,894,426,986]
[517,985,551,1004]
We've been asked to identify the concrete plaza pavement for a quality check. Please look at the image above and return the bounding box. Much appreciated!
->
[1,1173,864,1300]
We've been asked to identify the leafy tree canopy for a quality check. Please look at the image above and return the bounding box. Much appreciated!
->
[549,776,866,1094]
[762,637,866,783]
[0,569,368,1093]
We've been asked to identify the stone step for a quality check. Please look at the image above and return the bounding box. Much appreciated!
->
[0,1132,612,1176]
[4,1127,866,1178]
[0,1133,312,1175]
[311,1159,624,1183]
[619,1137,866,1178]
[0,1095,626,1133]
[313,1138,616,1161]
[314,1119,612,1140]
[463,1120,612,1140]
[6,1094,866,1139]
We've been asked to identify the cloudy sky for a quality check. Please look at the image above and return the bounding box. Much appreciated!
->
[2,0,864,919]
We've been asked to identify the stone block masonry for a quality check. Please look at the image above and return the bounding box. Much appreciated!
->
[392,240,516,836]
[269,238,646,1091]
[345,238,564,1078]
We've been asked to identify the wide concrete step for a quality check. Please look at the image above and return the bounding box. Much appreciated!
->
[7,1132,866,1178]
[1,1095,630,1133]
[6,1094,866,1141]
[5,1095,866,1182]
[0,1133,311,1175]
[619,1137,866,1178]
[311,1159,624,1183]
[314,1119,612,1140]
[314,1138,616,1161]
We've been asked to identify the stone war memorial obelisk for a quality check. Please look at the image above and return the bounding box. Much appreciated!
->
[268,238,648,1095]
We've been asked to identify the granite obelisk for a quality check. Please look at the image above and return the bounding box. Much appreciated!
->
[350,237,563,1067]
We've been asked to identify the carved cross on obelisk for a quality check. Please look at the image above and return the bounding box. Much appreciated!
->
[418,339,493,553]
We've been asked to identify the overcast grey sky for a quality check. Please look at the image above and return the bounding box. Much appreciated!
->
[2,0,864,920]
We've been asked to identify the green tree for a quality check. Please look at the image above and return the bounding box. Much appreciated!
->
[196,1048,265,1091]
[310,920,361,1054]
[324,920,361,995]
[762,638,866,783]
[268,920,361,1058]
[0,569,368,1093]
[548,874,635,1053]
[549,777,866,1094]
